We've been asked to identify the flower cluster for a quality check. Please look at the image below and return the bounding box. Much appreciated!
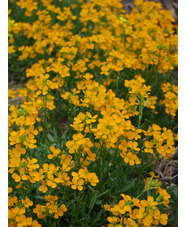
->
[71,168,99,191]
[33,195,67,219]
[160,82,178,117]
[104,173,170,227]
[124,75,157,113]
[8,194,41,226]
[66,133,96,166]
[143,124,176,159]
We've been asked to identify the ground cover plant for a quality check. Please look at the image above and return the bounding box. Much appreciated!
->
[8,0,178,226]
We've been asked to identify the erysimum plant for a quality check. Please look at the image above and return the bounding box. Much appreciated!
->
[8,0,178,226]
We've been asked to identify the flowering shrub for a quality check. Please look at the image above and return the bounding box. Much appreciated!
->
[8,0,178,226]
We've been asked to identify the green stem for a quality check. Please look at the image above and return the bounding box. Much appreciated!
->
[42,96,48,142]
[117,71,120,91]
[137,98,144,129]
[75,149,81,169]
[74,190,81,225]
[136,188,147,199]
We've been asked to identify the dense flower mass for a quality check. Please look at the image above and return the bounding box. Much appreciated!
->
[8,0,177,226]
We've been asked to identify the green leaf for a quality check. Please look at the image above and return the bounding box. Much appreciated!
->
[81,202,87,216]
[118,179,136,193]
[61,128,70,140]
[35,195,44,200]
[167,184,178,198]
[90,210,103,227]
[96,199,102,205]
[89,194,97,212]
[53,128,58,141]
[97,189,110,198]
[47,133,54,142]
[88,185,95,192]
